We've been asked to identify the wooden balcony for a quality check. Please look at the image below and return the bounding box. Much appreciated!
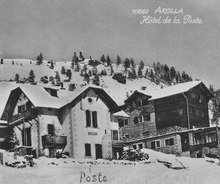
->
[190,142,218,152]
[112,140,124,148]
[8,108,37,125]
[42,134,67,149]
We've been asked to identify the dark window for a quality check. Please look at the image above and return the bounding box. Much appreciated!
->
[133,145,137,149]
[118,119,124,128]
[18,104,26,113]
[136,101,142,107]
[143,114,151,121]
[165,138,174,146]
[142,99,149,106]
[22,127,32,146]
[156,141,160,148]
[151,140,160,148]
[92,111,98,128]
[86,110,91,127]
[18,106,21,113]
[124,119,128,125]
[151,141,156,149]
[112,130,118,140]
[85,143,91,156]
[48,108,52,111]
[48,124,54,136]
[26,101,32,109]
[138,143,143,149]
[134,117,139,124]
[125,134,129,139]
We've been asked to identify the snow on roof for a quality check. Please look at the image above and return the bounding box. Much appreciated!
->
[112,110,129,118]
[150,81,202,100]
[18,85,62,108]
[57,84,104,106]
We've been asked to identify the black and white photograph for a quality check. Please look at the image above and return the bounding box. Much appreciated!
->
[0,0,219,183]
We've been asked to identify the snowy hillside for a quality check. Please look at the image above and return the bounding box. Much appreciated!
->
[0,58,163,106]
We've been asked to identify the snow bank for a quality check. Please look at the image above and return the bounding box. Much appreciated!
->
[140,148,185,168]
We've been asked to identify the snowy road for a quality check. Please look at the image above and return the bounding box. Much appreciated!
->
[1,156,220,184]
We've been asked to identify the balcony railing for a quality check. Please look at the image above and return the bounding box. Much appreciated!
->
[190,142,218,152]
[42,134,67,149]
[8,108,37,125]
[112,140,124,147]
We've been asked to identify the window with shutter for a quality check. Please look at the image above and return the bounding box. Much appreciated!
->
[134,117,139,124]
[86,110,91,127]
[85,143,91,156]
[48,124,54,136]
[92,111,98,128]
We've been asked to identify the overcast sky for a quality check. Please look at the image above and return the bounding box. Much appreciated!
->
[0,0,219,88]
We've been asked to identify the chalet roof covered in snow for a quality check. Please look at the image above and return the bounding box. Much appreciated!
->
[59,84,120,113]
[112,110,129,118]
[17,85,62,108]
[150,81,203,100]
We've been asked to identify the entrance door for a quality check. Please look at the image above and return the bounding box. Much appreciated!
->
[22,127,32,146]
[95,144,102,159]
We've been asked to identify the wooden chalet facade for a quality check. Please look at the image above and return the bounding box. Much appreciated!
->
[1,86,67,158]
[153,82,212,130]
[120,81,215,157]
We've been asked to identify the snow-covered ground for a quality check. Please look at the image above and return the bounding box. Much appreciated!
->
[0,149,220,184]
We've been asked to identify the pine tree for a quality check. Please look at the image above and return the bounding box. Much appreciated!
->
[116,55,122,66]
[170,67,176,81]
[72,52,78,69]
[75,62,80,72]
[149,69,154,81]
[29,70,35,83]
[0,58,3,64]
[106,55,111,66]
[66,69,72,81]
[15,73,19,82]
[12,61,14,65]
[138,67,143,78]
[100,54,106,64]
[93,74,100,86]
[182,71,187,82]
[61,66,66,74]
[50,60,54,69]
[145,69,148,78]
[131,67,137,79]
[130,58,135,68]
[36,53,43,65]
[79,51,85,61]
[139,60,144,70]
[124,58,130,70]
[164,64,169,73]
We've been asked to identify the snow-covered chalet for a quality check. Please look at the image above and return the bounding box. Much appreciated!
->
[0,85,125,159]
[119,81,216,157]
